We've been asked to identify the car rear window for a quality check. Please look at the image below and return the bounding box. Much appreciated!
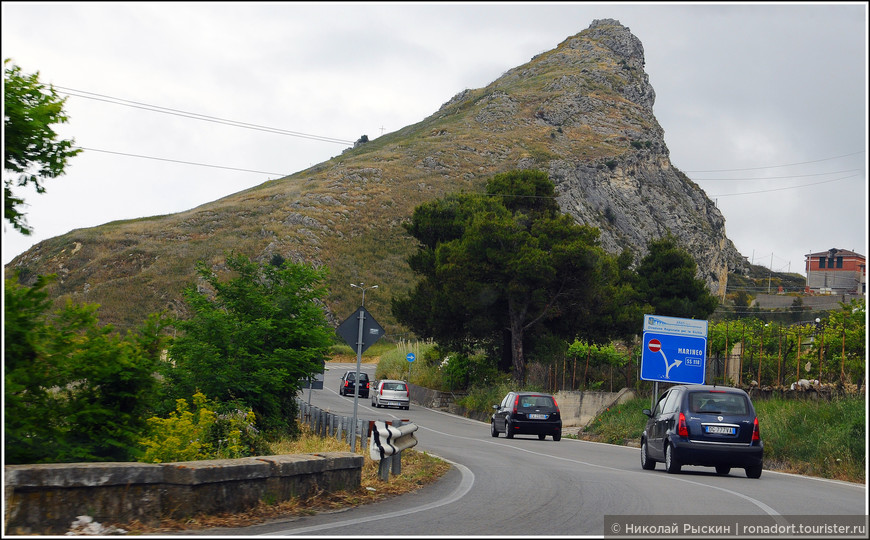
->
[346,373,368,381]
[689,392,749,415]
[518,395,555,409]
[383,382,406,391]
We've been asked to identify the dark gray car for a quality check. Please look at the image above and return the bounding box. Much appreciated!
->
[491,392,562,441]
[339,370,370,398]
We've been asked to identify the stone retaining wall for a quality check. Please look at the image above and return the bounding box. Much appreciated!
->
[409,383,634,428]
[4,451,362,535]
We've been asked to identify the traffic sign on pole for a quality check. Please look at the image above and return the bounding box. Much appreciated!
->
[640,314,707,385]
[336,306,384,353]
[336,306,385,452]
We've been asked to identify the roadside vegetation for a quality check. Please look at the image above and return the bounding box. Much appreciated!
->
[575,394,865,483]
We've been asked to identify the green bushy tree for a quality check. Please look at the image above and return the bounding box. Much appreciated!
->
[635,234,719,320]
[4,274,168,463]
[165,253,333,437]
[393,170,620,385]
[4,60,81,235]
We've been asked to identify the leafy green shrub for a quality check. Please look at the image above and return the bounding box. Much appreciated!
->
[4,274,167,464]
[440,353,471,391]
[165,254,332,437]
[139,392,270,463]
[455,380,513,412]
[440,351,501,391]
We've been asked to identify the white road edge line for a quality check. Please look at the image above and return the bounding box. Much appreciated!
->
[266,457,475,535]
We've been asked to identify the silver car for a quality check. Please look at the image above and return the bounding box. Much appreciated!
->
[371,379,411,410]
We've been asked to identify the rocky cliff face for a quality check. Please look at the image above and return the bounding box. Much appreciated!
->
[5,19,745,332]
[416,19,743,295]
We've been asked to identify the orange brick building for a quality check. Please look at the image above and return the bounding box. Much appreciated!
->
[805,248,865,295]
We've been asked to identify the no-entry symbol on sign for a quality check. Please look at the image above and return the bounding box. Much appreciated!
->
[641,314,707,384]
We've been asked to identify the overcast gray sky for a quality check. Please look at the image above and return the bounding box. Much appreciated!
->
[2,2,867,279]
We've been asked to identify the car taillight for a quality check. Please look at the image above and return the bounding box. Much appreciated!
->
[553,398,560,413]
[512,394,519,414]
[379,387,383,395]
[678,412,689,437]
[405,385,410,397]
[752,417,760,442]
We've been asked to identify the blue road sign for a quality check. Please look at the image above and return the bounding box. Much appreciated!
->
[640,331,707,384]
[407,352,416,363]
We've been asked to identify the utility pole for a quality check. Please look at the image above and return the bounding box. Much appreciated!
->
[768,252,773,294]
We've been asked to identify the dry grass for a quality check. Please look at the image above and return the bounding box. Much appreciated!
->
[121,424,450,534]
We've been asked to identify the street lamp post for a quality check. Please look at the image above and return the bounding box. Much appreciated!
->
[350,282,378,307]
[348,283,377,452]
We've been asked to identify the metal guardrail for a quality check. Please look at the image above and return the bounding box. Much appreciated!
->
[295,399,419,482]
[369,419,418,481]
[295,399,369,450]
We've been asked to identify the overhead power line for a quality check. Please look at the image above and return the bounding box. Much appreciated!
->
[51,85,866,196]
[688,169,862,181]
[73,146,287,176]
[682,151,865,173]
[54,85,356,145]
[709,172,862,198]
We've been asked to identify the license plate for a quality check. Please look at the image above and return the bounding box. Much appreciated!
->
[528,413,548,420]
[387,401,399,406]
[705,425,736,435]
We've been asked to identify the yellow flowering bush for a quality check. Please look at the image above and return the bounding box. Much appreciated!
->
[139,392,269,463]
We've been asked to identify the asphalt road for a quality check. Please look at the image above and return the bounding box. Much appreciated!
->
[194,362,867,536]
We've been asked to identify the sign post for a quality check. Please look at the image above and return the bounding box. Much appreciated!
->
[336,306,384,451]
[406,352,415,383]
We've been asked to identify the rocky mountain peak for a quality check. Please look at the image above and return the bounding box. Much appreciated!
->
[5,19,745,332]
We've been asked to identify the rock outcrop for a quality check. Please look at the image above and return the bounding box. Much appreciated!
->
[5,19,745,332]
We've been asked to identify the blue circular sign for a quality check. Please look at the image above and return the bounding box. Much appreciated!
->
[406,352,416,362]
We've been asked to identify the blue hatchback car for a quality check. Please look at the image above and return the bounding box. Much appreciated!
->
[641,384,763,478]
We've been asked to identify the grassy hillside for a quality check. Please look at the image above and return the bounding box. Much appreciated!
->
[5,20,737,338]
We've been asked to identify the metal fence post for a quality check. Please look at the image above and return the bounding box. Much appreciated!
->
[378,455,392,481]
[391,419,403,475]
